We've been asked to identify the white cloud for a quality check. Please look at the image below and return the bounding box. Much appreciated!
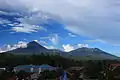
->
[62,43,89,52]
[44,45,56,49]
[0,41,27,53]
[40,34,59,45]
[33,40,47,44]
[85,39,105,43]
[40,36,50,40]
[0,18,11,25]
[0,10,48,33]
[17,41,27,48]
[0,50,5,53]
[0,45,15,52]
[0,0,120,45]
[68,33,77,37]
[11,11,48,33]
[12,24,41,33]
[62,44,74,52]
[77,44,88,48]
[11,16,47,33]
[33,40,39,42]
[0,47,7,53]
[39,41,47,44]
[0,10,20,16]
[49,34,59,45]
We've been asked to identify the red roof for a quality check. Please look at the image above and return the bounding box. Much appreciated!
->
[111,64,120,67]
[7,76,17,80]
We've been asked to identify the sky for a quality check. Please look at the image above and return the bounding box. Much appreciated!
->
[0,0,120,56]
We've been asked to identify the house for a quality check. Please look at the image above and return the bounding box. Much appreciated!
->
[35,64,56,73]
[109,64,120,71]
[0,67,6,75]
[14,64,56,73]
[0,68,6,70]
[13,65,35,73]
[105,64,120,79]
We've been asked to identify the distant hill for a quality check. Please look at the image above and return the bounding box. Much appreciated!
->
[68,47,120,60]
[2,41,120,60]
[7,41,61,55]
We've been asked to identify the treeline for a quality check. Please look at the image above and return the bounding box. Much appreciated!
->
[0,52,120,79]
[0,52,82,68]
[0,52,120,69]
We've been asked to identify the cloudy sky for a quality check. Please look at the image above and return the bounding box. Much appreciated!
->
[0,0,120,56]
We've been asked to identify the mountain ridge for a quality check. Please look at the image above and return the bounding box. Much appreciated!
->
[69,47,119,60]
[2,41,120,60]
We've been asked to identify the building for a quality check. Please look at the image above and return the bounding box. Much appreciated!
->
[14,65,35,73]
[14,64,56,73]
[35,64,56,73]
[0,67,6,75]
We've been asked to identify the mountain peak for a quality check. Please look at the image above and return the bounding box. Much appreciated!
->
[27,41,47,50]
[71,47,105,53]
[28,41,39,45]
[69,47,119,60]
[93,48,103,52]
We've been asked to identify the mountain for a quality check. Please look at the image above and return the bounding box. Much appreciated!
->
[27,41,48,52]
[8,41,61,55]
[49,49,69,57]
[3,41,120,60]
[68,47,119,60]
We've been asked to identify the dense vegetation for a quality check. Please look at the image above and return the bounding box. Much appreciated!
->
[0,52,120,67]
[0,52,120,80]
[0,52,82,68]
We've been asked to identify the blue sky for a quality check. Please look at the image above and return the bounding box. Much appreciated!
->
[0,0,120,56]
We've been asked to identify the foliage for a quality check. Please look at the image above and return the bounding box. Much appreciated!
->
[0,53,80,68]
[0,52,120,80]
